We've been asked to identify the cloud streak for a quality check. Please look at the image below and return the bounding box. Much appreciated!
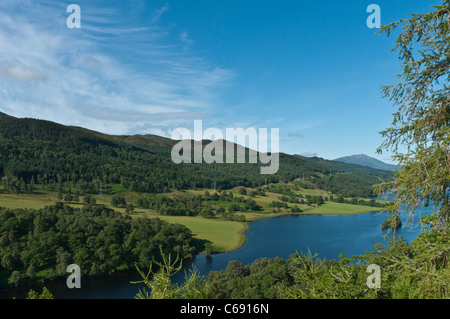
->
[0,60,47,82]
[0,0,234,136]
[152,3,170,23]
[300,150,319,158]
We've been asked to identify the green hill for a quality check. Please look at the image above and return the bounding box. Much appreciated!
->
[333,154,399,171]
[0,113,394,197]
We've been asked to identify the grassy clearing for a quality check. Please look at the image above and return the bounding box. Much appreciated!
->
[0,182,382,254]
[0,188,57,210]
[303,201,378,215]
[131,211,248,253]
[104,183,128,194]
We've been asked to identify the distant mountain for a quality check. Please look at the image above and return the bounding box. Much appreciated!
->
[298,155,395,178]
[333,154,399,171]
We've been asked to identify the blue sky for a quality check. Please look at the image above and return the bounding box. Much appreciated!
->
[0,0,440,162]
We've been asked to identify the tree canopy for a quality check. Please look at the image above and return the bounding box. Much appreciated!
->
[377,1,450,228]
[0,204,195,288]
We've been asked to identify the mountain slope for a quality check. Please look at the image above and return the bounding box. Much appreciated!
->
[334,154,399,171]
[71,126,178,148]
[298,155,395,178]
[0,113,393,197]
[0,111,14,118]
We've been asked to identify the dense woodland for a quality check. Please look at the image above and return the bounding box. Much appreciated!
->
[134,191,260,221]
[0,116,393,198]
[0,203,195,288]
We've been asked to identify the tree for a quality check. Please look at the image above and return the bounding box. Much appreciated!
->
[56,247,71,276]
[291,205,302,213]
[377,1,450,228]
[205,243,213,256]
[374,3,450,297]
[10,270,21,287]
[111,195,126,208]
[381,215,402,230]
[238,187,247,195]
[216,207,226,217]
[26,287,54,299]
[131,248,204,299]
[335,195,344,203]
[64,192,73,202]
[125,204,134,213]
[199,205,214,218]
[83,195,96,205]
[73,190,80,203]
[1,253,13,270]
[26,264,36,279]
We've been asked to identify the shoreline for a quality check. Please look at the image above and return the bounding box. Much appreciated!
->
[206,207,382,255]
[0,208,384,295]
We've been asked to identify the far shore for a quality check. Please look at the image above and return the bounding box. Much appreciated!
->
[0,184,385,255]
[196,204,382,255]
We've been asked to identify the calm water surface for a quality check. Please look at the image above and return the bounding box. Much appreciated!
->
[0,206,429,299]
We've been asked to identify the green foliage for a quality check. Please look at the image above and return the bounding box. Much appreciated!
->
[238,187,247,195]
[132,248,206,299]
[26,287,54,299]
[314,173,382,198]
[0,204,196,288]
[381,215,402,230]
[376,0,450,229]
[111,195,127,208]
[303,157,395,197]
[369,2,450,299]
[196,231,449,299]
[203,257,292,299]
[360,231,450,299]
[137,191,260,220]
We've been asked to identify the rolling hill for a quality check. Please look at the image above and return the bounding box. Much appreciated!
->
[334,154,399,171]
[0,113,394,197]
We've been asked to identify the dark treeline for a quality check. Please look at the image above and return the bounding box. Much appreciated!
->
[312,173,385,198]
[0,117,393,197]
[0,203,195,288]
[329,194,387,208]
[134,190,261,221]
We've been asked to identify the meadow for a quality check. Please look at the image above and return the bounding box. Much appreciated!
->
[0,183,381,254]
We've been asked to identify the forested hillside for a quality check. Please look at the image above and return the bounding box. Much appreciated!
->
[0,115,393,197]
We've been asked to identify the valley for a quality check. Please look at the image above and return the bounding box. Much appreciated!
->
[0,180,385,254]
[0,114,392,291]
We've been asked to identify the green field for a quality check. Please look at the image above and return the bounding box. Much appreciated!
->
[132,212,248,253]
[0,183,382,254]
[302,201,378,215]
[0,189,59,210]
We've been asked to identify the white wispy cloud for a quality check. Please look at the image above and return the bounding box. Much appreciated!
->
[0,59,47,82]
[151,3,170,23]
[0,0,234,136]
[287,132,304,139]
[180,31,194,50]
[300,150,319,157]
